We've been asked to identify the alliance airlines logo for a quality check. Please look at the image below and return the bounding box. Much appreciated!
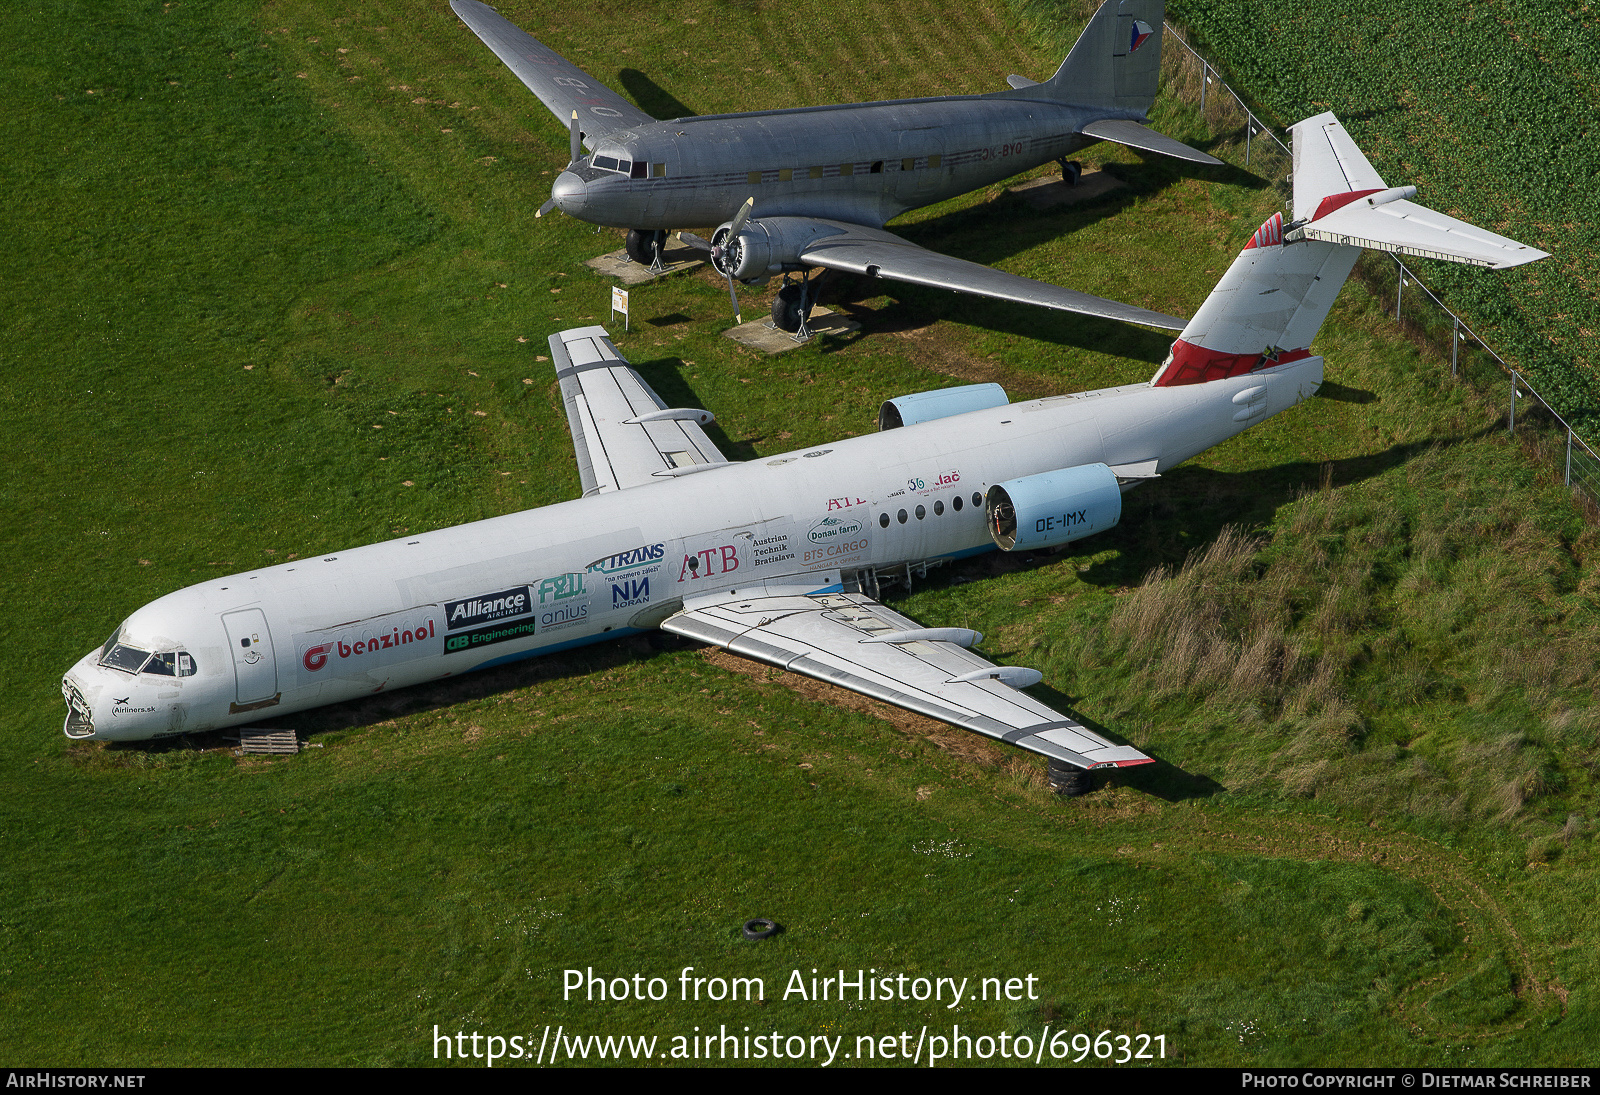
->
[446,586,533,631]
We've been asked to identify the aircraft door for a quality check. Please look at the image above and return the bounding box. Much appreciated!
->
[222,609,278,706]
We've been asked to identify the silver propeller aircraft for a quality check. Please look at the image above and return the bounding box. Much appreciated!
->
[451,0,1219,332]
[61,116,1544,780]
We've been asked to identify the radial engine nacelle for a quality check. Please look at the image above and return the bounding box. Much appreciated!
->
[986,463,1122,551]
[711,217,853,282]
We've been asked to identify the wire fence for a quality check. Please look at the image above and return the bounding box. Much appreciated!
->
[1160,22,1600,515]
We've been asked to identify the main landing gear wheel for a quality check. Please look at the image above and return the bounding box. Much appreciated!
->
[625,228,667,266]
[1058,158,1082,187]
[771,282,805,333]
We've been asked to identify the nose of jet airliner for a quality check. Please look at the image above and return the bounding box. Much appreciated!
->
[551,171,588,218]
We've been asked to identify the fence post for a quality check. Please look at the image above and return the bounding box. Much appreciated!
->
[1395,257,1403,322]
[1510,370,1518,433]
[1451,318,1459,377]
[1200,63,1207,113]
[1567,428,1574,487]
[1246,121,1252,167]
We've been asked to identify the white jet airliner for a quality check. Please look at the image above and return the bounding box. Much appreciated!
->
[61,115,1545,774]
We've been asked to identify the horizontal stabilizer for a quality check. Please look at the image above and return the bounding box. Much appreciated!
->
[1081,118,1222,166]
[1006,74,1041,89]
[1289,198,1549,269]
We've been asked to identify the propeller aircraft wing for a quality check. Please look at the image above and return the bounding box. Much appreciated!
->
[792,219,1187,330]
[453,0,654,146]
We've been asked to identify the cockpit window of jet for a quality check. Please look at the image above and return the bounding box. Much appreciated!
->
[60,116,1545,778]
[450,0,1220,332]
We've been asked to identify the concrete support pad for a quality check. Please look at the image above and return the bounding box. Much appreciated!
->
[723,307,860,353]
[584,244,706,284]
[1006,169,1124,210]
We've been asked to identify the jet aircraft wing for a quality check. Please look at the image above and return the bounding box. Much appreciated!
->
[663,582,1153,770]
[452,0,655,145]
[795,219,1187,331]
[550,326,732,496]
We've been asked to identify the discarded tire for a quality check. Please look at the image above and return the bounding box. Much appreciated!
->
[1047,759,1093,797]
[742,918,779,941]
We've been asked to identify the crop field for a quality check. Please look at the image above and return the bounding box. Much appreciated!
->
[3,0,1598,1068]
[1163,0,1600,429]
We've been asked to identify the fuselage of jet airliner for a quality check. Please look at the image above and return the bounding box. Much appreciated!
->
[61,355,1322,743]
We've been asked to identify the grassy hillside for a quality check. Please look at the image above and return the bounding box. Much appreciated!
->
[2,0,1597,1066]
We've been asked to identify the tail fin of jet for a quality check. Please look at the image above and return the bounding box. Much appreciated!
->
[1040,0,1164,114]
[1151,112,1548,387]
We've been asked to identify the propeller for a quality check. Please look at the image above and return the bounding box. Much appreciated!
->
[537,111,585,219]
[709,197,755,323]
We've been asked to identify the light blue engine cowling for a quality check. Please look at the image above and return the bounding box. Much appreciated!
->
[878,383,1009,430]
[985,463,1122,551]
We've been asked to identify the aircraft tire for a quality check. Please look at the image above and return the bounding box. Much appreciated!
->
[771,283,804,332]
[1063,160,1082,187]
[741,918,780,941]
[1047,760,1094,797]
[625,228,666,265]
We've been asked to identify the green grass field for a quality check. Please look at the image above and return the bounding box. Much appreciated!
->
[3,0,1597,1067]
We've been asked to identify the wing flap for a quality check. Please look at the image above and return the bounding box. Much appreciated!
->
[797,220,1186,331]
[664,586,1152,770]
[452,1,655,144]
[550,327,730,495]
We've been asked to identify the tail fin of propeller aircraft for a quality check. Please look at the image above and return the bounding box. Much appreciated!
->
[1151,112,1548,388]
[1040,0,1164,113]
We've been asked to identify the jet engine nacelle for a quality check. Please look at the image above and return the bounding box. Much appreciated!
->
[986,463,1121,552]
[878,383,1009,431]
[711,217,851,281]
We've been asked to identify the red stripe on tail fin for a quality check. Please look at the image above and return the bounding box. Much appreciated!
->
[1153,340,1312,387]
